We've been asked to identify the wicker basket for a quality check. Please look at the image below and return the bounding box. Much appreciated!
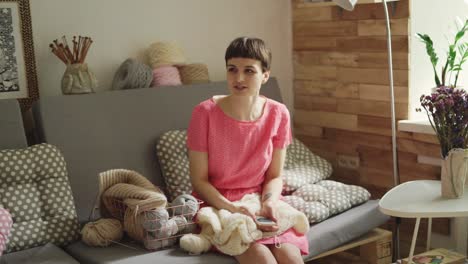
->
[98,169,168,241]
[110,198,203,250]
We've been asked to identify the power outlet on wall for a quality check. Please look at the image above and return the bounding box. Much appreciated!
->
[337,155,360,170]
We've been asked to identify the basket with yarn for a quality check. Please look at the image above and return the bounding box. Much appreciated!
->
[135,194,201,250]
[96,168,201,250]
[98,169,168,242]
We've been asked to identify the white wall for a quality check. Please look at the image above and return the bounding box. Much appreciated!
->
[30,0,294,109]
[410,0,468,119]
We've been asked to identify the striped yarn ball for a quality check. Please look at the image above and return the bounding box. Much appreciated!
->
[147,41,186,68]
[112,58,153,90]
[152,66,182,86]
[178,63,210,84]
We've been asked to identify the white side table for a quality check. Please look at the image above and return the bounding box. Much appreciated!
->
[379,180,468,263]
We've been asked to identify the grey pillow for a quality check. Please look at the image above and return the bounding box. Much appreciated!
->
[283,138,333,193]
[0,144,80,253]
[156,130,192,201]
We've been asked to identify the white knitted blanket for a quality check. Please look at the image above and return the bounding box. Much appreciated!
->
[180,193,309,256]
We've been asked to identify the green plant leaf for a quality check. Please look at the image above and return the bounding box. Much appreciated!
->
[417,33,441,86]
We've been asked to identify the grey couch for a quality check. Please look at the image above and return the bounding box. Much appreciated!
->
[0,79,389,264]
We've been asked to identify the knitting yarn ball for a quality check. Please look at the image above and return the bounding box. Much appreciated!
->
[178,63,210,84]
[151,66,182,87]
[147,41,186,68]
[142,208,169,231]
[111,58,153,90]
[179,234,212,255]
[154,218,178,238]
[144,234,177,250]
[181,220,197,234]
[81,218,123,247]
[172,215,187,232]
[170,194,199,220]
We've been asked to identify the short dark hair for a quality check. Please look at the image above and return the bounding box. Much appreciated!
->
[225,37,272,72]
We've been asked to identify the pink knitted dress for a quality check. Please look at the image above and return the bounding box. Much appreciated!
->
[187,96,309,255]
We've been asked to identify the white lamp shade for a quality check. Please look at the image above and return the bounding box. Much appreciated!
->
[332,0,357,11]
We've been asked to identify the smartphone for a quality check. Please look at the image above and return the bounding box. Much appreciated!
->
[256,216,276,227]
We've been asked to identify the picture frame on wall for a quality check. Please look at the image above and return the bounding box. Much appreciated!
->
[0,0,38,111]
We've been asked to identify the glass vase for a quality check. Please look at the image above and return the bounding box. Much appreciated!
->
[61,63,97,95]
[441,148,468,198]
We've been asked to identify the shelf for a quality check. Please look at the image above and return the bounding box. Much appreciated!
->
[299,0,399,8]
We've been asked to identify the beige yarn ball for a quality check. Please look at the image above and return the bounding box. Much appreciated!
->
[147,41,186,68]
[178,63,210,84]
[81,218,123,247]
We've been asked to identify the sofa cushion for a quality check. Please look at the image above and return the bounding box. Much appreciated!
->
[156,130,192,201]
[286,180,370,223]
[283,138,333,193]
[0,243,79,264]
[0,144,80,253]
[65,241,237,264]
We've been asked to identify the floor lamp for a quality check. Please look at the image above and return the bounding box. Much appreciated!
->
[332,0,401,261]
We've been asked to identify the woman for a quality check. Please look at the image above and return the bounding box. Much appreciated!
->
[187,37,307,264]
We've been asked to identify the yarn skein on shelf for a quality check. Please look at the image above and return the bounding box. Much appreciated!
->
[151,66,182,86]
[81,218,123,247]
[178,63,210,84]
[112,58,153,90]
[147,41,186,68]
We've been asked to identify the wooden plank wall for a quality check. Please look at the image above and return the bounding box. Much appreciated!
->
[291,0,449,256]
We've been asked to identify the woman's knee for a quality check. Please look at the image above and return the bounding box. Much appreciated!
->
[270,243,304,264]
[235,243,277,264]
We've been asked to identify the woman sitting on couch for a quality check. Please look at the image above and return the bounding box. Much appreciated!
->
[187,37,307,264]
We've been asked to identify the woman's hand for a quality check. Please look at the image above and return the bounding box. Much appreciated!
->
[256,200,279,232]
[231,204,256,220]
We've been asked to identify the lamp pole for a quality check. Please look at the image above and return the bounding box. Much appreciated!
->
[331,0,401,261]
[382,0,401,261]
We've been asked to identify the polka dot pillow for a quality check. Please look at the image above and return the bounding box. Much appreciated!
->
[283,138,333,193]
[284,180,371,223]
[156,130,192,201]
[0,144,80,253]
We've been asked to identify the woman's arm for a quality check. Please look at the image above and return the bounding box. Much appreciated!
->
[260,148,287,221]
[189,150,253,216]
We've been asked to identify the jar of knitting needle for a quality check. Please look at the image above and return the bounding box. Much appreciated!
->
[61,63,97,94]
[50,36,98,94]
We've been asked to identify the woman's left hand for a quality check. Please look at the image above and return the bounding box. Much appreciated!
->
[257,200,279,232]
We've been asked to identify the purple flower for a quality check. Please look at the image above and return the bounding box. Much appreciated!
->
[418,88,468,158]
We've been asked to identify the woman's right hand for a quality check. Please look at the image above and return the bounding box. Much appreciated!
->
[231,204,256,220]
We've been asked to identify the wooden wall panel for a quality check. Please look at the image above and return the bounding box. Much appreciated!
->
[359,84,408,103]
[293,6,333,22]
[295,110,358,131]
[358,19,409,36]
[337,68,408,86]
[292,0,449,239]
[337,99,408,119]
[337,36,409,52]
[294,21,358,37]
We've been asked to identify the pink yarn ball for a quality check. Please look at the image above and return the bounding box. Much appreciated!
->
[152,66,182,87]
[0,208,13,256]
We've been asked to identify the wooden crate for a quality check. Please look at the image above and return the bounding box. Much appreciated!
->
[306,228,392,264]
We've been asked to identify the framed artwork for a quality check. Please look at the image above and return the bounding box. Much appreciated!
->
[0,0,38,111]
